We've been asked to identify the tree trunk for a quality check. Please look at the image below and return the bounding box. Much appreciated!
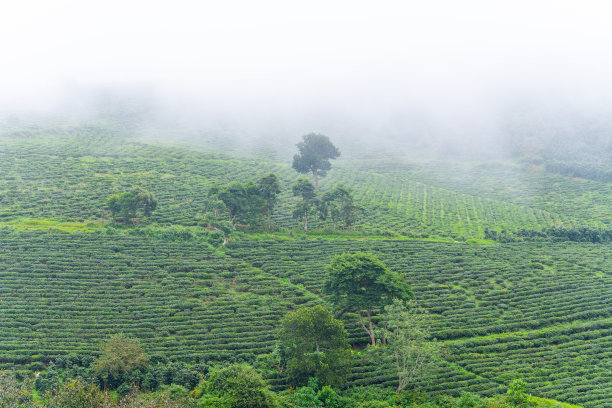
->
[303,216,308,232]
[313,169,319,188]
[367,311,376,346]
[358,312,376,346]
[381,322,387,345]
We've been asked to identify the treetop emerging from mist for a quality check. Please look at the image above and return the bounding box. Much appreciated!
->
[292,133,340,188]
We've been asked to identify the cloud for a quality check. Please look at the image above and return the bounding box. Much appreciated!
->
[2,0,612,127]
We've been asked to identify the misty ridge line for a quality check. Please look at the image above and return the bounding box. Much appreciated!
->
[2,86,611,168]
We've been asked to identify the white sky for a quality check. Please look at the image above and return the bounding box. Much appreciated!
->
[2,0,612,115]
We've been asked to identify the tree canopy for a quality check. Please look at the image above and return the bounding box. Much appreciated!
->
[279,305,352,388]
[324,252,412,346]
[107,187,158,223]
[292,133,340,188]
[190,363,276,408]
[208,173,281,228]
[91,333,149,389]
[319,184,363,230]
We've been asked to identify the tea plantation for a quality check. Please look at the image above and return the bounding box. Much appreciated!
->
[0,122,611,407]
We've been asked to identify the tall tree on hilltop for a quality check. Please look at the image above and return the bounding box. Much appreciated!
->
[292,133,340,188]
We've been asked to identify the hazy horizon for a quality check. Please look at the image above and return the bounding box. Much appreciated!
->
[3,0,612,155]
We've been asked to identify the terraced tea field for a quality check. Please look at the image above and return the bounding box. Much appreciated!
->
[227,239,612,407]
[0,231,318,366]
[1,123,612,407]
[1,125,604,240]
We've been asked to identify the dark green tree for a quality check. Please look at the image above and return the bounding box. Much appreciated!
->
[258,173,281,228]
[279,305,352,388]
[209,174,281,228]
[293,133,340,188]
[208,181,258,224]
[320,184,363,230]
[292,178,318,232]
[324,252,412,346]
[107,187,157,223]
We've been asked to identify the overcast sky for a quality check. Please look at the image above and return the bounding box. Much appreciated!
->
[2,0,612,121]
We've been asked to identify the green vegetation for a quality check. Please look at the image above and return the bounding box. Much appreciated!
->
[209,173,281,227]
[379,299,439,393]
[91,334,149,389]
[191,363,277,407]
[0,121,611,407]
[325,252,412,346]
[292,178,317,231]
[107,187,157,223]
[279,305,352,387]
[292,133,340,188]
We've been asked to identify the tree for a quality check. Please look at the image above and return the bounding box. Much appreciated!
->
[0,371,34,408]
[44,379,105,408]
[292,178,318,232]
[91,333,149,390]
[279,305,352,388]
[132,186,158,216]
[258,173,281,228]
[208,181,257,224]
[209,174,281,228]
[191,363,276,408]
[378,299,439,393]
[293,133,340,188]
[324,252,412,346]
[507,379,532,407]
[107,187,158,223]
[320,184,363,230]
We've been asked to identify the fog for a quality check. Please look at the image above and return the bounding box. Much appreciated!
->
[2,0,612,156]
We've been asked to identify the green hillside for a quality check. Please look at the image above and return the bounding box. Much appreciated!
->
[1,122,611,406]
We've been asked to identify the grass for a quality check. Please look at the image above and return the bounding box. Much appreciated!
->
[0,218,104,232]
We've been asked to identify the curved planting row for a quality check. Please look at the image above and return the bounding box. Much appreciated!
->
[226,238,612,404]
[0,230,319,368]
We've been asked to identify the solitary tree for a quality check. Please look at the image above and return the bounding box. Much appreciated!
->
[324,252,412,346]
[279,305,352,388]
[91,333,149,390]
[107,187,157,223]
[292,133,340,188]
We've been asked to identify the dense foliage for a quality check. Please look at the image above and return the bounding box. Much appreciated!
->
[324,252,412,346]
[292,133,340,188]
[208,173,281,227]
[279,305,352,387]
[91,334,149,389]
[107,187,157,223]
